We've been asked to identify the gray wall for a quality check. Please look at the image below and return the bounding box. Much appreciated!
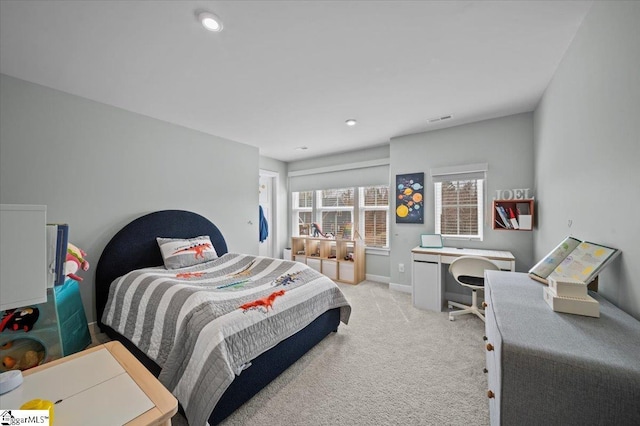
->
[259,156,288,260]
[533,1,640,320]
[0,74,259,322]
[288,145,389,173]
[390,113,535,294]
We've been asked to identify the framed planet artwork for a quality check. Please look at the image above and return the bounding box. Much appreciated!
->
[395,172,424,223]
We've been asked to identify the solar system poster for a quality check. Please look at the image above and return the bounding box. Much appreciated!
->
[395,172,424,223]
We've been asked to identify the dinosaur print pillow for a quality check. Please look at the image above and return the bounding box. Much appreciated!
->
[156,235,218,269]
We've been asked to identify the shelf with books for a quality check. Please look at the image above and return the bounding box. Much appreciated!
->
[492,199,534,231]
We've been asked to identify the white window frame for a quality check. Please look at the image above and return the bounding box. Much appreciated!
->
[431,163,487,241]
[359,186,390,248]
[316,188,354,236]
[291,191,313,236]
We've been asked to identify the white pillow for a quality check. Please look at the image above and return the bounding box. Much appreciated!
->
[156,235,218,269]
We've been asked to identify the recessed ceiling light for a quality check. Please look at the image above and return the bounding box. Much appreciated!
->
[198,11,223,32]
[345,119,357,126]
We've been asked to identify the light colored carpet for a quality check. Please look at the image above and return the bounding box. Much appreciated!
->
[173,280,489,425]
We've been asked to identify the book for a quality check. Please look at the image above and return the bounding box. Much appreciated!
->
[548,277,588,299]
[47,223,69,286]
[543,286,600,318]
[495,205,511,229]
[508,207,519,229]
[494,219,507,229]
[529,236,620,285]
[46,225,57,287]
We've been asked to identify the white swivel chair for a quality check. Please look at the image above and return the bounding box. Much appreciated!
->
[448,256,500,322]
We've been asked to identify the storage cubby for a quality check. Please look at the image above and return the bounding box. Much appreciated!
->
[291,236,365,284]
[492,199,534,231]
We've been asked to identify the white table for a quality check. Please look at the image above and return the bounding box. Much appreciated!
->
[411,246,515,312]
[0,341,177,426]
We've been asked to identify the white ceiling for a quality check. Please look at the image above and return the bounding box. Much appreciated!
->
[0,1,592,162]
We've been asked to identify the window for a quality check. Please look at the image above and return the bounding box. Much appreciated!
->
[291,186,389,247]
[360,186,389,247]
[435,180,483,239]
[432,163,487,240]
[292,191,313,235]
[317,188,354,237]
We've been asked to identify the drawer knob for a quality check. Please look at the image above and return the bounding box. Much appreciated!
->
[486,343,494,351]
[487,390,495,399]
[482,301,488,308]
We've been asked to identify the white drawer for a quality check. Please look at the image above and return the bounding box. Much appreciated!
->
[306,257,322,272]
[339,262,355,282]
[412,253,439,263]
[322,260,338,279]
[491,259,513,271]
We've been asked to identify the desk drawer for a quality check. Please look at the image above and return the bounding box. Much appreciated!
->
[441,255,511,271]
[413,253,439,263]
[491,259,513,271]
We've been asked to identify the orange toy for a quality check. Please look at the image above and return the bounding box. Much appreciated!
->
[2,356,16,369]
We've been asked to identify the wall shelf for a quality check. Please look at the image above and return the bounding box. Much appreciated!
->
[492,199,534,231]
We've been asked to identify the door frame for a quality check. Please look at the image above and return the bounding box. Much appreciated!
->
[259,169,279,258]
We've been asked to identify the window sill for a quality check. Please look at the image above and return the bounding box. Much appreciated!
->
[365,247,390,256]
[442,236,483,242]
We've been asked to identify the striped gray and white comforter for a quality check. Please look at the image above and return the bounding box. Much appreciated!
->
[102,253,351,426]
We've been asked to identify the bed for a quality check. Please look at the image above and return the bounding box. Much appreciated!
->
[95,210,351,425]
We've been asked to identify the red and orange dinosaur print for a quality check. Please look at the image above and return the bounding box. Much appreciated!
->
[239,290,286,314]
[176,272,205,279]
[172,243,212,259]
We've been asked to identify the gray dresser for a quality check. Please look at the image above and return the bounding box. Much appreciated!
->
[484,271,640,425]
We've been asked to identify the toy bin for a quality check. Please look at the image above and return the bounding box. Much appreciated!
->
[0,278,91,372]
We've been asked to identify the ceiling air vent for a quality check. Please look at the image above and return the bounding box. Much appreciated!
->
[428,114,453,124]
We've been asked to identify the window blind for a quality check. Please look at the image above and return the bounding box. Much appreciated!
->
[432,163,487,240]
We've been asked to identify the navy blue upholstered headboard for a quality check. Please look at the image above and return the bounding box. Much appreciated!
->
[95,210,227,328]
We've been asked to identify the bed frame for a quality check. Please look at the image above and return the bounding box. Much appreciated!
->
[95,210,341,424]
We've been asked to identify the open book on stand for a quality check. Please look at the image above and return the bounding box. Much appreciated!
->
[529,236,620,285]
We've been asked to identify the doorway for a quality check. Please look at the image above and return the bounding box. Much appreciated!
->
[259,169,279,258]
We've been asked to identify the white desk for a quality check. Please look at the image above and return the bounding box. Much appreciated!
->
[411,246,515,312]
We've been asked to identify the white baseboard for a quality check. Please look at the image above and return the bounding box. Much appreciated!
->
[366,274,390,284]
[87,321,110,345]
[389,282,411,294]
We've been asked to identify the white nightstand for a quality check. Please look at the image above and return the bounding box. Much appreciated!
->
[0,341,178,426]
